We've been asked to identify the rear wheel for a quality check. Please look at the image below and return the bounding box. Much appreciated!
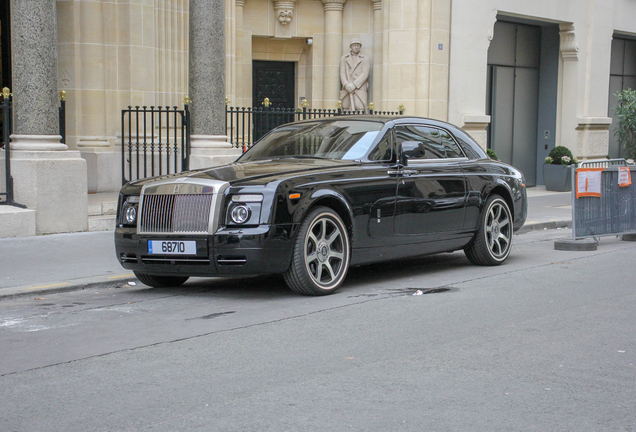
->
[283,206,350,295]
[464,194,513,266]
[134,272,189,288]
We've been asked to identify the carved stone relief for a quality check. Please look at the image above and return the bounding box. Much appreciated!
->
[273,0,296,37]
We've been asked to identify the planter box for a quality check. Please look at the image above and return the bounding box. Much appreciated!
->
[543,164,572,192]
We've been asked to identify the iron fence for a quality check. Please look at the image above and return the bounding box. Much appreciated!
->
[226,105,403,150]
[59,91,67,144]
[0,88,25,208]
[121,105,191,185]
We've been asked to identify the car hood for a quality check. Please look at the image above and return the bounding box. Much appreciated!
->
[128,159,360,188]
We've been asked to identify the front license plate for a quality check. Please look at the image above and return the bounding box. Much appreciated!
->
[148,240,197,255]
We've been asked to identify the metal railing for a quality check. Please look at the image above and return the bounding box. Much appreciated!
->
[0,87,25,208]
[571,159,636,239]
[576,158,628,168]
[226,101,404,150]
[121,104,191,185]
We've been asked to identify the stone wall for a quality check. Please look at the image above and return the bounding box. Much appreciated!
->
[57,0,189,193]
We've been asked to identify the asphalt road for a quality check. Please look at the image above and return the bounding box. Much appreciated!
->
[1,229,635,431]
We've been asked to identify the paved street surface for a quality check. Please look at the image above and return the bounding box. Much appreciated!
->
[1,228,635,431]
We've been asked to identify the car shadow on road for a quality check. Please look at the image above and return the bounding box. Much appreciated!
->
[127,251,473,299]
[128,274,294,300]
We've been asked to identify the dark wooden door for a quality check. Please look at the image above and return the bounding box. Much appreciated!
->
[252,61,295,108]
[252,61,296,141]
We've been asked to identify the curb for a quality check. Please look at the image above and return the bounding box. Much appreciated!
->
[0,273,136,301]
[516,220,572,234]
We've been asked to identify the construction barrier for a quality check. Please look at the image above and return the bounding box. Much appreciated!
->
[572,159,636,239]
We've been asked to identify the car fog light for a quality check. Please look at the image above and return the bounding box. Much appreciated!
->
[124,205,137,224]
[231,205,250,224]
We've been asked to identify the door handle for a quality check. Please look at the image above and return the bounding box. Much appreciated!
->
[388,169,418,177]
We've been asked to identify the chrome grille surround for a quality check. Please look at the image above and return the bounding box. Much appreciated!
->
[138,178,229,235]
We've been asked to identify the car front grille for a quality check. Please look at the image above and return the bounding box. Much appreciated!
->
[139,194,214,233]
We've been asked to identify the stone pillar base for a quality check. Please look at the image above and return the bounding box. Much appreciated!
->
[189,135,242,170]
[0,205,36,238]
[461,115,490,151]
[78,140,121,193]
[10,139,88,235]
[576,117,612,160]
[10,134,68,151]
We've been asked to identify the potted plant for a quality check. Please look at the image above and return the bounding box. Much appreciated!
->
[543,146,578,192]
[614,89,636,160]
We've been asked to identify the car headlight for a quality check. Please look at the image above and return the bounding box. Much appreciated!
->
[120,196,139,226]
[226,194,263,226]
[230,205,251,224]
[124,204,137,224]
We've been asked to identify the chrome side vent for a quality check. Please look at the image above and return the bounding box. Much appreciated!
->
[217,255,248,266]
[120,253,138,264]
[139,194,213,234]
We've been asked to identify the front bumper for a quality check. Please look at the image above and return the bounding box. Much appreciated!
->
[115,224,296,277]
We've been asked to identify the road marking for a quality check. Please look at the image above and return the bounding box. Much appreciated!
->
[107,274,134,279]
[27,283,71,290]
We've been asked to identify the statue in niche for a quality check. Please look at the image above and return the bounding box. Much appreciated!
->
[339,38,371,111]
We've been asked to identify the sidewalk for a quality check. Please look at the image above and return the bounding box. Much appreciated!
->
[0,186,572,300]
[521,185,573,233]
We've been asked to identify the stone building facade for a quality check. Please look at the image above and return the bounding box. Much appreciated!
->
[2,0,636,236]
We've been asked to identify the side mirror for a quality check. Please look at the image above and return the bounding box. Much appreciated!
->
[398,141,425,166]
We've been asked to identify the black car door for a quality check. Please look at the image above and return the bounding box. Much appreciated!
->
[343,129,400,248]
[392,125,468,238]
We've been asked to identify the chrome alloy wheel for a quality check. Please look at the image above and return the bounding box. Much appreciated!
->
[485,199,511,260]
[304,216,347,287]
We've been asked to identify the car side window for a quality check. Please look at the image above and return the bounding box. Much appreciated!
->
[395,125,465,160]
[367,130,393,161]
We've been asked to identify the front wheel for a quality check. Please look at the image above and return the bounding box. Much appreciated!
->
[134,272,189,288]
[284,206,350,296]
[464,195,513,266]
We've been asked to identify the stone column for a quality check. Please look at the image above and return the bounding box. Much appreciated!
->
[235,0,246,108]
[322,0,346,110]
[189,0,241,168]
[372,0,383,110]
[557,23,579,156]
[11,0,65,151]
[226,0,236,109]
[9,0,87,234]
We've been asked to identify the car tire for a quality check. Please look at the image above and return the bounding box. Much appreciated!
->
[464,194,513,266]
[134,272,189,288]
[283,206,350,296]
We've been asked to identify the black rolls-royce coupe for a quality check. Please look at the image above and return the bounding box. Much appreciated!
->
[115,116,527,295]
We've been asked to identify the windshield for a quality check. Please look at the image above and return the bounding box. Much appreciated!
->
[239,120,385,161]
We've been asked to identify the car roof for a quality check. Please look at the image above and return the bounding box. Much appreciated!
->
[288,115,463,131]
